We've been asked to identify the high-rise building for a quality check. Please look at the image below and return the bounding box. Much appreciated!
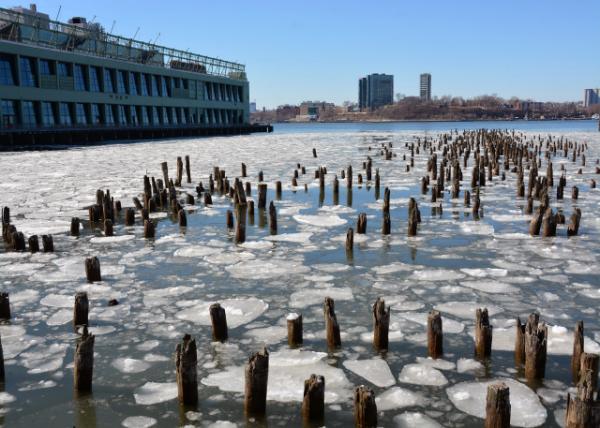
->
[358,77,367,111]
[420,73,431,101]
[584,89,600,107]
[358,74,393,111]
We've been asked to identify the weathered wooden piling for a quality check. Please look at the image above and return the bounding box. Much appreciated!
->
[125,208,135,226]
[373,297,390,351]
[185,155,191,183]
[241,162,247,178]
[42,235,54,252]
[354,386,377,428]
[347,165,353,188]
[269,201,277,235]
[382,187,390,235]
[0,293,10,320]
[85,257,101,283]
[103,219,113,236]
[204,192,213,206]
[258,183,267,209]
[175,334,198,406]
[74,292,89,327]
[542,208,557,237]
[565,370,600,427]
[302,374,325,422]
[357,213,367,234]
[324,297,341,349]
[475,308,493,359]
[572,186,579,200]
[244,347,269,416]
[312,148,317,158]
[175,157,183,187]
[70,217,80,236]
[286,313,303,347]
[235,205,247,244]
[580,353,599,392]
[408,197,418,236]
[74,327,94,392]
[567,208,582,236]
[524,313,547,380]
[345,227,354,253]
[161,162,169,188]
[144,220,155,238]
[209,303,228,342]
[226,210,234,229]
[572,321,584,382]
[28,235,39,253]
[427,310,443,359]
[485,383,511,428]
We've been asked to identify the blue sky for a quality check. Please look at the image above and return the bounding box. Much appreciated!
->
[18,0,600,108]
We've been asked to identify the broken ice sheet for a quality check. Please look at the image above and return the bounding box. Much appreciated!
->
[343,357,395,387]
[176,297,268,328]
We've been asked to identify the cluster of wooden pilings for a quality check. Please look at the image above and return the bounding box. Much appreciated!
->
[2,206,54,253]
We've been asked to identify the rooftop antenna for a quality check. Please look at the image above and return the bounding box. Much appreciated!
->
[54,5,62,22]
[152,32,160,46]
[132,27,140,40]
[109,20,116,33]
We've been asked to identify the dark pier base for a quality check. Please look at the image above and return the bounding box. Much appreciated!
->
[0,124,273,150]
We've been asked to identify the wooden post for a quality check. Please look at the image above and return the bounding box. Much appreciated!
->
[287,313,303,347]
[427,310,443,359]
[524,313,547,380]
[313,148,317,158]
[346,227,354,252]
[275,181,282,200]
[0,333,4,383]
[302,374,325,423]
[28,235,39,253]
[175,334,198,406]
[235,205,247,244]
[258,183,267,209]
[103,219,113,236]
[74,328,94,392]
[324,297,341,349]
[382,187,390,235]
[475,308,493,359]
[269,201,277,235]
[144,220,155,238]
[515,317,526,365]
[354,386,377,428]
[241,162,247,178]
[161,161,169,189]
[125,208,135,226]
[373,297,390,351]
[185,155,191,183]
[347,165,353,188]
[579,353,599,392]
[485,382,511,428]
[572,321,584,382]
[357,213,367,234]
[567,208,582,237]
[175,156,183,187]
[226,210,234,229]
[74,292,89,327]
[178,209,187,227]
[209,303,228,342]
[71,217,80,236]
[42,235,54,252]
[0,293,10,320]
[244,347,269,416]
[85,257,101,283]
[408,197,418,236]
[565,370,600,428]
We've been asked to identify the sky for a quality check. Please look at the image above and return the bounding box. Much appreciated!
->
[14,0,600,108]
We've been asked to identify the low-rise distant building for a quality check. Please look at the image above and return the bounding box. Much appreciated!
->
[298,101,335,120]
[584,89,600,107]
[514,100,544,113]
[249,102,257,113]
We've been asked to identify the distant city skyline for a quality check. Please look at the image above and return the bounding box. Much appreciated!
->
[23,0,600,109]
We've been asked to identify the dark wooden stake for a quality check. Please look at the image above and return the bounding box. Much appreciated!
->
[475,308,493,359]
[0,293,10,320]
[524,313,547,380]
[74,328,94,392]
[85,257,101,283]
[209,303,228,342]
[572,321,584,383]
[427,310,443,359]
[287,313,303,347]
[144,219,155,238]
[244,347,269,416]
[73,292,89,327]
[324,297,341,349]
[485,382,511,428]
[175,334,198,406]
[42,235,54,252]
[373,297,390,351]
[354,386,377,428]
[302,374,325,423]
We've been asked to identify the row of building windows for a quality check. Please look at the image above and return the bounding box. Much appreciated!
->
[0,100,244,128]
[0,54,243,102]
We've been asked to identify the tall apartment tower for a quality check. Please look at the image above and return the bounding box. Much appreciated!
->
[358,73,393,111]
[584,89,600,107]
[420,73,432,101]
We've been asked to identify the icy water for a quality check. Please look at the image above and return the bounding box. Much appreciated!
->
[0,120,599,427]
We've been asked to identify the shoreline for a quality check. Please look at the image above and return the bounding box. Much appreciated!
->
[271,117,597,125]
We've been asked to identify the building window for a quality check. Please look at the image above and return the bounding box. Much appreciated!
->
[161,76,170,97]
[104,104,115,125]
[140,106,149,125]
[74,64,86,91]
[161,107,169,125]
[150,75,159,96]
[180,107,187,124]
[116,71,127,94]
[116,105,127,125]
[0,55,15,85]
[89,67,100,92]
[57,62,71,77]
[140,74,149,96]
[129,72,138,96]
[21,101,37,126]
[170,107,178,125]
[129,106,138,126]
[1,100,17,128]
[41,102,55,126]
[151,107,159,124]
[19,57,36,87]
[104,69,114,93]
[74,103,87,125]
[58,102,72,126]
[39,59,53,75]
[90,104,101,125]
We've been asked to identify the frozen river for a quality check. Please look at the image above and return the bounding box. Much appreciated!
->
[0,120,599,427]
